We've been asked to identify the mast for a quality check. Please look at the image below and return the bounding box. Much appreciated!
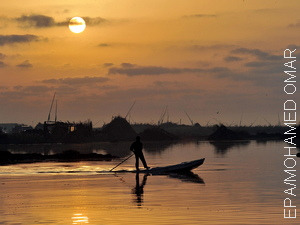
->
[249,117,257,127]
[55,100,58,122]
[47,92,56,122]
[158,106,168,125]
[263,117,272,126]
[125,101,136,119]
[184,111,194,126]
[239,113,243,127]
[277,113,281,126]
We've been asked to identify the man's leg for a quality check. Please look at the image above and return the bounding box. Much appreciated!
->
[135,154,139,171]
[138,152,148,169]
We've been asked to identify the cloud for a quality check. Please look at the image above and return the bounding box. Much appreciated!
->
[221,46,300,86]
[82,17,107,26]
[224,56,243,62]
[16,60,33,68]
[99,85,119,90]
[41,76,109,85]
[231,48,281,60]
[0,76,111,104]
[108,63,205,76]
[0,86,8,90]
[68,19,85,26]
[207,67,231,73]
[103,63,114,67]
[15,14,108,28]
[0,85,52,99]
[22,85,52,93]
[0,53,6,59]
[153,81,182,88]
[0,34,40,46]
[103,86,203,101]
[16,15,55,28]
[286,44,300,49]
[288,21,300,28]
[188,44,236,51]
[98,43,111,47]
[108,63,233,77]
[183,14,217,19]
[212,60,283,88]
[53,85,78,95]
[252,8,281,14]
[0,61,7,68]
[244,61,270,67]
[120,63,135,68]
[56,16,107,27]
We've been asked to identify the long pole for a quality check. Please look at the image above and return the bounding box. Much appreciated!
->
[109,154,134,172]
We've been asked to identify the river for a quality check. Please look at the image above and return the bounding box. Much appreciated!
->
[0,140,298,224]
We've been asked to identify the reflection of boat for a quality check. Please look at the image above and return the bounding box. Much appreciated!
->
[136,158,205,174]
[165,171,205,184]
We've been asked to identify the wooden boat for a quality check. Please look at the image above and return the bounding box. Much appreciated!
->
[136,158,205,174]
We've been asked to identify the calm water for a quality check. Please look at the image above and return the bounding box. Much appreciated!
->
[0,141,299,224]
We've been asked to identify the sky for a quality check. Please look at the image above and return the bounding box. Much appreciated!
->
[0,0,299,126]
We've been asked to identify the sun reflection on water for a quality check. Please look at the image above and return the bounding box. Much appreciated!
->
[72,213,89,224]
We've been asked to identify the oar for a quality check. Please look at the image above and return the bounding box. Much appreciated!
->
[109,153,134,172]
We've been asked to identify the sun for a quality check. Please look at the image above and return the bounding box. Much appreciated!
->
[69,17,86,33]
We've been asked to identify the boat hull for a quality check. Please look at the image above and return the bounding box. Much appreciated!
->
[136,158,205,174]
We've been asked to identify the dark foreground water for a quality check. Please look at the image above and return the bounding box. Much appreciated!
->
[0,140,299,224]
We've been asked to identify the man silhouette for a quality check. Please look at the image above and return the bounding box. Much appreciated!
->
[130,136,150,171]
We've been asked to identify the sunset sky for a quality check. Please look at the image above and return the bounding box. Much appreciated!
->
[0,0,299,126]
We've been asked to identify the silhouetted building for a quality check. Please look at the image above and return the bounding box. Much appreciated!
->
[43,120,93,143]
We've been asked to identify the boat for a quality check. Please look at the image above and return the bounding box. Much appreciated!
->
[135,158,205,174]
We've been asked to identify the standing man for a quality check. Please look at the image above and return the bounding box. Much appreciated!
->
[130,136,150,171]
